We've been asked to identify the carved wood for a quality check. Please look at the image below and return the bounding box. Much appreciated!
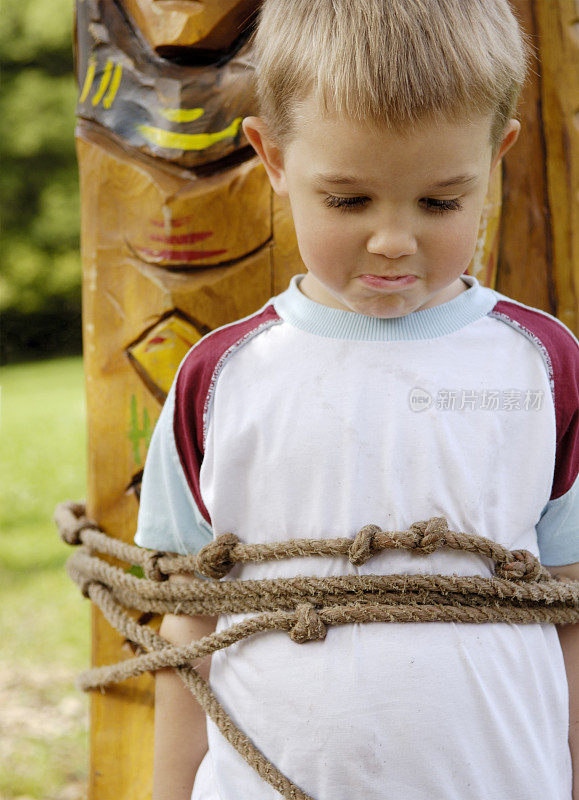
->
[78,126,273,798]
[121,0,261,52]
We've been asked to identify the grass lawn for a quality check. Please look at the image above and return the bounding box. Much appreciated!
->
[0,356,90,799]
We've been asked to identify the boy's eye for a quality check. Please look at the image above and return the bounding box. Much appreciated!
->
[323,195,369,211]
[421,197,463,214]
[323,195,463,214]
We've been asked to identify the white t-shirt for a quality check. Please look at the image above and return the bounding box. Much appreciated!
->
[136,275,579,800]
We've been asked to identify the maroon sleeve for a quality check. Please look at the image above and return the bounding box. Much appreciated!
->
[489,301,579,500]
[173,305,281,524]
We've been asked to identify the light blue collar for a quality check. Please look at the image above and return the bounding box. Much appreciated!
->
[273,274,498,341]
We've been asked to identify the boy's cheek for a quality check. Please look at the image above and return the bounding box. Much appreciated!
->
[297,218,347,261]
[429,216,481,263]
[292,213,337,256]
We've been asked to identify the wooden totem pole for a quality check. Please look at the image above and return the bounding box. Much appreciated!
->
[74,1,577,797]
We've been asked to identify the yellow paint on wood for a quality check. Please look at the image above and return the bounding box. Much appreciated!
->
[128,315,203,400]
[79,57,96,103]
[103,63,123,109]
[91,59,114,107]
[160,107,205,122]
[137,116,243,151]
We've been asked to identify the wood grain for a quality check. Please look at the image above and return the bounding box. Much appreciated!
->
[78,130,273,799]
[499,0,578,335]
[533,0,578,333]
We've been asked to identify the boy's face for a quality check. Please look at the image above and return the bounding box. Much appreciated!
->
[244,98,519,318]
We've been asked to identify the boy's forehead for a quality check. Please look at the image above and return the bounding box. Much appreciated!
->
[291,95,491,144]
[286,100,494,178]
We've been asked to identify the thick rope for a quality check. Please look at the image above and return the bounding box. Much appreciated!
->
[55,501,579,800]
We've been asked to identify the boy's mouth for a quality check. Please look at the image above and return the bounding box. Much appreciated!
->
[359,274,417,290]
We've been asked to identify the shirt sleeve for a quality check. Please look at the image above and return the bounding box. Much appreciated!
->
[135,301,279,557]
[536,473,579,566]
[134,377,213,556]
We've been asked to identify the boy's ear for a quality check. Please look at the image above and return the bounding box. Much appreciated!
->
[242,117,288,195]
[490,119,521,174]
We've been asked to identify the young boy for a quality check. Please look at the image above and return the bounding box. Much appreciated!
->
[135,1,579,798]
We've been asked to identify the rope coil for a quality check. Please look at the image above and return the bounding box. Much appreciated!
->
[55,501,579,800]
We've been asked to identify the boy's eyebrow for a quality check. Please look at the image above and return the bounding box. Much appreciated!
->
[313,173,378,187]
[426,174,479,190]
[313,172,479,190]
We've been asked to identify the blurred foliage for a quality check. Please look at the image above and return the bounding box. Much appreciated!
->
[1,0,82,363]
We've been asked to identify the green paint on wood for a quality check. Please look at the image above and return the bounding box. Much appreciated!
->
[128,395,152,466]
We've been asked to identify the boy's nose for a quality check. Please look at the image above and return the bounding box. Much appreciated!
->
[366,226,417,260]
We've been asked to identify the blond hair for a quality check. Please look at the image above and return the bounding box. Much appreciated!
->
[252,0,530,153]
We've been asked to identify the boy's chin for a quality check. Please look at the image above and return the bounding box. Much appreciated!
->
[341,288,458,318]
[298,273,468,317]
[299,275,410,316]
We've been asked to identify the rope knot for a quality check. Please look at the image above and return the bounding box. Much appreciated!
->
[289,603,327,644]
[196,533,240,579]
[54,501,99,546]
[142,550,168,582]
[409,517,448,555]
[78,575,102,599]
[495,549,543,582]
[348,524,383,566]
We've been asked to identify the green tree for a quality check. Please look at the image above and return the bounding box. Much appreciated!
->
[1,0,81,363]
